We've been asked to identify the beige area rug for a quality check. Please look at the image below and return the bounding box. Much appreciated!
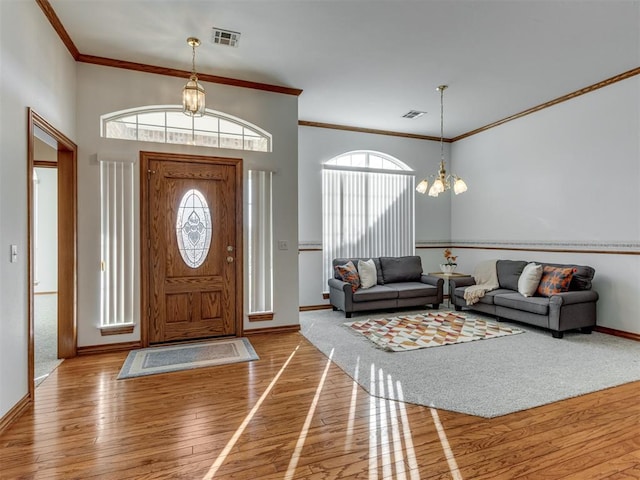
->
[346,311,523,351]
[117,337,259,379]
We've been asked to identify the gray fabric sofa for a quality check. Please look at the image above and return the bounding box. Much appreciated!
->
[329,256,443,318]
[449,260,598,338]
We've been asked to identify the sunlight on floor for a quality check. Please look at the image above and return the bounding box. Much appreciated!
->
[369,363,379,480]
[201,345,300,480]
[284,348,335,480]
[366,367,462,480]
[200,343,462,480]
[395,382,420,478]
[430,408,463,480]
[345,357,360,452]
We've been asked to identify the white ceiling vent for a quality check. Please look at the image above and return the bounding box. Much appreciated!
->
[402,110,426,119]
[211,27,241,47]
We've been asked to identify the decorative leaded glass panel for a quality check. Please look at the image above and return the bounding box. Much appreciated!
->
[176,189,212,268]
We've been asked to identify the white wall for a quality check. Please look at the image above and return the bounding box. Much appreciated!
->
[298,126,451,307]
[75,63,299,346]
[451,76,640,334]
[0,1,76,418]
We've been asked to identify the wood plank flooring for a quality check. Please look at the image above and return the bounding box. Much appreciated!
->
[1,332,639,479]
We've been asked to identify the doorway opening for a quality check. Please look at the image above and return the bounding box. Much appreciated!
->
[28,109,77,398]
[33,162,62,385]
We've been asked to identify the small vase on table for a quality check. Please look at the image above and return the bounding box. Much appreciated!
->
[440,264,456,274]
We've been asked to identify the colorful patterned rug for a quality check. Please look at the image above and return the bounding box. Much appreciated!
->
[346,311,523,351]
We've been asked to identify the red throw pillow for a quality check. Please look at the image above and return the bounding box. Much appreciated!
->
[335,261,360,292]
[537,266,575,297]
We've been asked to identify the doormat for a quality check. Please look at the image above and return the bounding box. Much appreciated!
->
[346,311,523,352]
[117,337,259,379]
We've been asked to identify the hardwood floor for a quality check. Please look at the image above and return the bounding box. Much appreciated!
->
[1,332,639,479]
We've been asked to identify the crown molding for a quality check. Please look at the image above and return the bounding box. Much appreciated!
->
[36,0,302,96]
[77,54,303,96]
[298,121,449,142]
[36,0,79,60]
[452,66,640,142]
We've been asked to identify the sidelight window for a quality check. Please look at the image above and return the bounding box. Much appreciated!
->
[247,170,273,316]
[100,158,135,329]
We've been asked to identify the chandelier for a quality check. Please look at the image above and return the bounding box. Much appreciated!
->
[416,85,467,197]
[182,37,206,117]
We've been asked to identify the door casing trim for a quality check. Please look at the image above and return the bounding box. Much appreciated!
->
[27,108,78,401]
[139,151,244,347]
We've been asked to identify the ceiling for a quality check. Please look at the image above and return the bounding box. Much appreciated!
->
[48,0,639,138]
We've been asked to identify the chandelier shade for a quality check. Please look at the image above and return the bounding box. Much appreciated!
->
[182,37,206,117]
[416,85,467,197]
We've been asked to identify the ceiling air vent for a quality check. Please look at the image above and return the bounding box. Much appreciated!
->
[211,27,241,47]
[402,110,426,119]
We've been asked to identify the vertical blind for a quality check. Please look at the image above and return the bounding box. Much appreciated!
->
[100,159,135,327]
[248,170,273,314]
[322,168,415,287]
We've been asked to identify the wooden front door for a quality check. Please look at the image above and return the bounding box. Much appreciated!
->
[141,152,243,344]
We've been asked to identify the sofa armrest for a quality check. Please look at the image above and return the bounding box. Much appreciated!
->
[328,277,354,314]
[549,290,599,306]
[448,276,476,289]
[421,274,443,289]
[328,277,351,294]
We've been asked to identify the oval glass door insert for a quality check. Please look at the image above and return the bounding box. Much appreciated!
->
[176,189,212,268]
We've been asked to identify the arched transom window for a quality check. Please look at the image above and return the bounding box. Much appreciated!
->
[100,105,272,152]
[324,150,411,171]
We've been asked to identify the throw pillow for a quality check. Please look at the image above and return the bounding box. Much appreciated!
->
[537,266,575,297]
[518,262,543,297]
[335,261,360,292]
[357,259,377,289]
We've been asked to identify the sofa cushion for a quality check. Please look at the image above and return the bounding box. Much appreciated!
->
[334,257,384,285]
[494,293,549,315]
[357,259,377,289]
[453,287,514,305]
[518,263,543,297]
[388,282,437,299]
[334,261,360,292]
[537,266,575,297]
[497,260,528,290]
[380,256,423,283]
[542,263,595,291]
[352,285,398,302]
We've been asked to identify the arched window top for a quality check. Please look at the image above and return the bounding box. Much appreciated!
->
[324,150,412,172]
[100,105,272,152]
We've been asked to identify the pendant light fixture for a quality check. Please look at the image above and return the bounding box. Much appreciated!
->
[416,85,468,197]
[182,37,206,117]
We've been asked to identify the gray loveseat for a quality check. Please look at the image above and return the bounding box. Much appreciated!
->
[329,256,443,318]
[449,260,598,338]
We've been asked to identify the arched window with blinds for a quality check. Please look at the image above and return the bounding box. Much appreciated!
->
[322,151,415,288]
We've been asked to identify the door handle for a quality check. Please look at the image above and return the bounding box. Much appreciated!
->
[227,256,234,263]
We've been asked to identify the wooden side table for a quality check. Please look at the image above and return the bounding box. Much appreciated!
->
[428,272,472,308]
